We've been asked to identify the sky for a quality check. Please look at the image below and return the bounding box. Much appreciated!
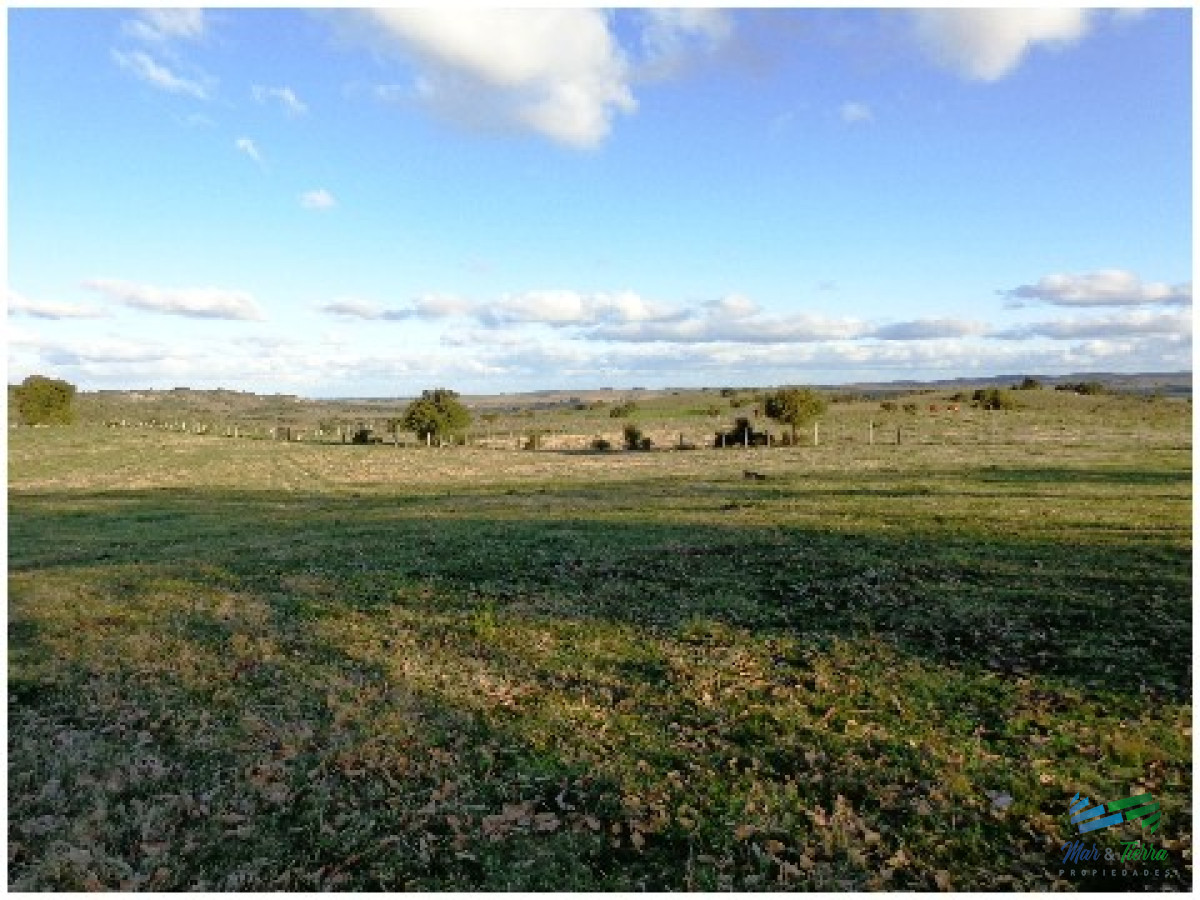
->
[6,7,1193,397]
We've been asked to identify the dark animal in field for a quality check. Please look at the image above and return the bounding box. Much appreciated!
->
[744,470,768,481]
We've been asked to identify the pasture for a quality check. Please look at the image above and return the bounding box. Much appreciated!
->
[8,390,1193,890]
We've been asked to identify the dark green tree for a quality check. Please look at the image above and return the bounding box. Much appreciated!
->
[14,374,76,426]
[764,387,827,444]
[973,388,1019,410]
[401,388,471,443]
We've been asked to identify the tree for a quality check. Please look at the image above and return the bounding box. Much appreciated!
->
[401,388,471,443]
[14,375,76,426]
[764,387,827,444]
[973,388,1019,410]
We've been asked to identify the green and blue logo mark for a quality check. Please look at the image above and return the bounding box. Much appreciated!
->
[1068,792,1161,835]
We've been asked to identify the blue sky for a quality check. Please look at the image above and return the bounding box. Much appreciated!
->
[7,7,1192,396]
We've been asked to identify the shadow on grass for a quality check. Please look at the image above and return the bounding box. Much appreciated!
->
[8,483,1193,891]
[8,483,1191,700]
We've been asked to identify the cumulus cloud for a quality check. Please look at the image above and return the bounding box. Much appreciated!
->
[590,307,870,345]
[635,8,733,77]
[42,339,174,368]
[479,290,683,328]
[300,188,336,210]
[319,294,473,321]
[316,287,997,348]
[347,8,636,147]
[252,84,308,116]
[911,9,1092,81]
[992,309,1193,341]
[1002,270,1192,308]
[8,289,109,320]
[840,101,873,124]
[317,287,683,329]
[83,278,266,321]
[122,9,207,43]
[707,293,761,320]
[872,318,987,341]
[112,49,208,99]
[319,297,386,319]
[414,293,477,319]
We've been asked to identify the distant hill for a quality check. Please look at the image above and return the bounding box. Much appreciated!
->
[823,371,1192,398]
[11,370,1190,427]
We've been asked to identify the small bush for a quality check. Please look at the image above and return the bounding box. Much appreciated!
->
[973,388,1019,411]
[623,423,644,450]
[714,417,769,448]
[591,438,612,451]
[880,401,897,412]
[610,402,638,418]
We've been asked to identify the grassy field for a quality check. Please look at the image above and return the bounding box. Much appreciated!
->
[8,392,1192,890]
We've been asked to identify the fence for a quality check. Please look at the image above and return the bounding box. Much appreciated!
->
[99,408,1191,452]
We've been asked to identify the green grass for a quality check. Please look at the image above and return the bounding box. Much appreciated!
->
[8,405,1192,891]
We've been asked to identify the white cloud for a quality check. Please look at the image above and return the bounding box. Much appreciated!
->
[235,137,263,165]
[479,289,682,328]
[872,318,986,340]
[8,289,109,320]
[911,9,1092,81]
[316,287,683,329]
[635,9,733,77]
[123,9,207,43]
[1002,270,1192,308]
[840,101,873,124]
[300,188,336,210]
[708,293,761,320]
[318,293,473,321]
[591,308,870,344]
[319,297,385,319]
[481,289,591,325]
[412,293,476,319]
[315,287,991,348]
[252,85,308,117]
[350,8,636,147]
[83,278,266,321]
[113,49,208,99]
[993,309,1192,341]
